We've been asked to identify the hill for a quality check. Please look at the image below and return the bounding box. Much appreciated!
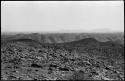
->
[1,36,124,80]
[1,32,124,45]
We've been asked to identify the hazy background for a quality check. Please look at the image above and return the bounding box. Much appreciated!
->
[1,1,124,33]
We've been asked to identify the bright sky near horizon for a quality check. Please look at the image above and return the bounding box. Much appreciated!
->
[1,1,124,33]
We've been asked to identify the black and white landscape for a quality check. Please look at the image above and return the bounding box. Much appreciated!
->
[1,1,124,80]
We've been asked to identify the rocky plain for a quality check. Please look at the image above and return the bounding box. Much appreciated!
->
[1,33,124,80]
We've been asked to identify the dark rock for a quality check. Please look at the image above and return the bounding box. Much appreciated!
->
[31,64,42,68]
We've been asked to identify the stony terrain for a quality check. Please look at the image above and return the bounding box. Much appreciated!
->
[1,33,124,80]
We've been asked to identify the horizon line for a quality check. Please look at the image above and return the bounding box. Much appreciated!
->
[1,31,124,34]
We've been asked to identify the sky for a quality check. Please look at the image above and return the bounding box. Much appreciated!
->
[1,1,124,33]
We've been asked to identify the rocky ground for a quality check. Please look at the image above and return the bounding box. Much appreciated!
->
[1,38,124,80]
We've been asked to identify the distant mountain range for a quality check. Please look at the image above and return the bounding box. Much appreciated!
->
[1,32,124,45]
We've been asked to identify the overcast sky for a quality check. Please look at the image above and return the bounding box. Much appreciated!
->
[1,1,124,33]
